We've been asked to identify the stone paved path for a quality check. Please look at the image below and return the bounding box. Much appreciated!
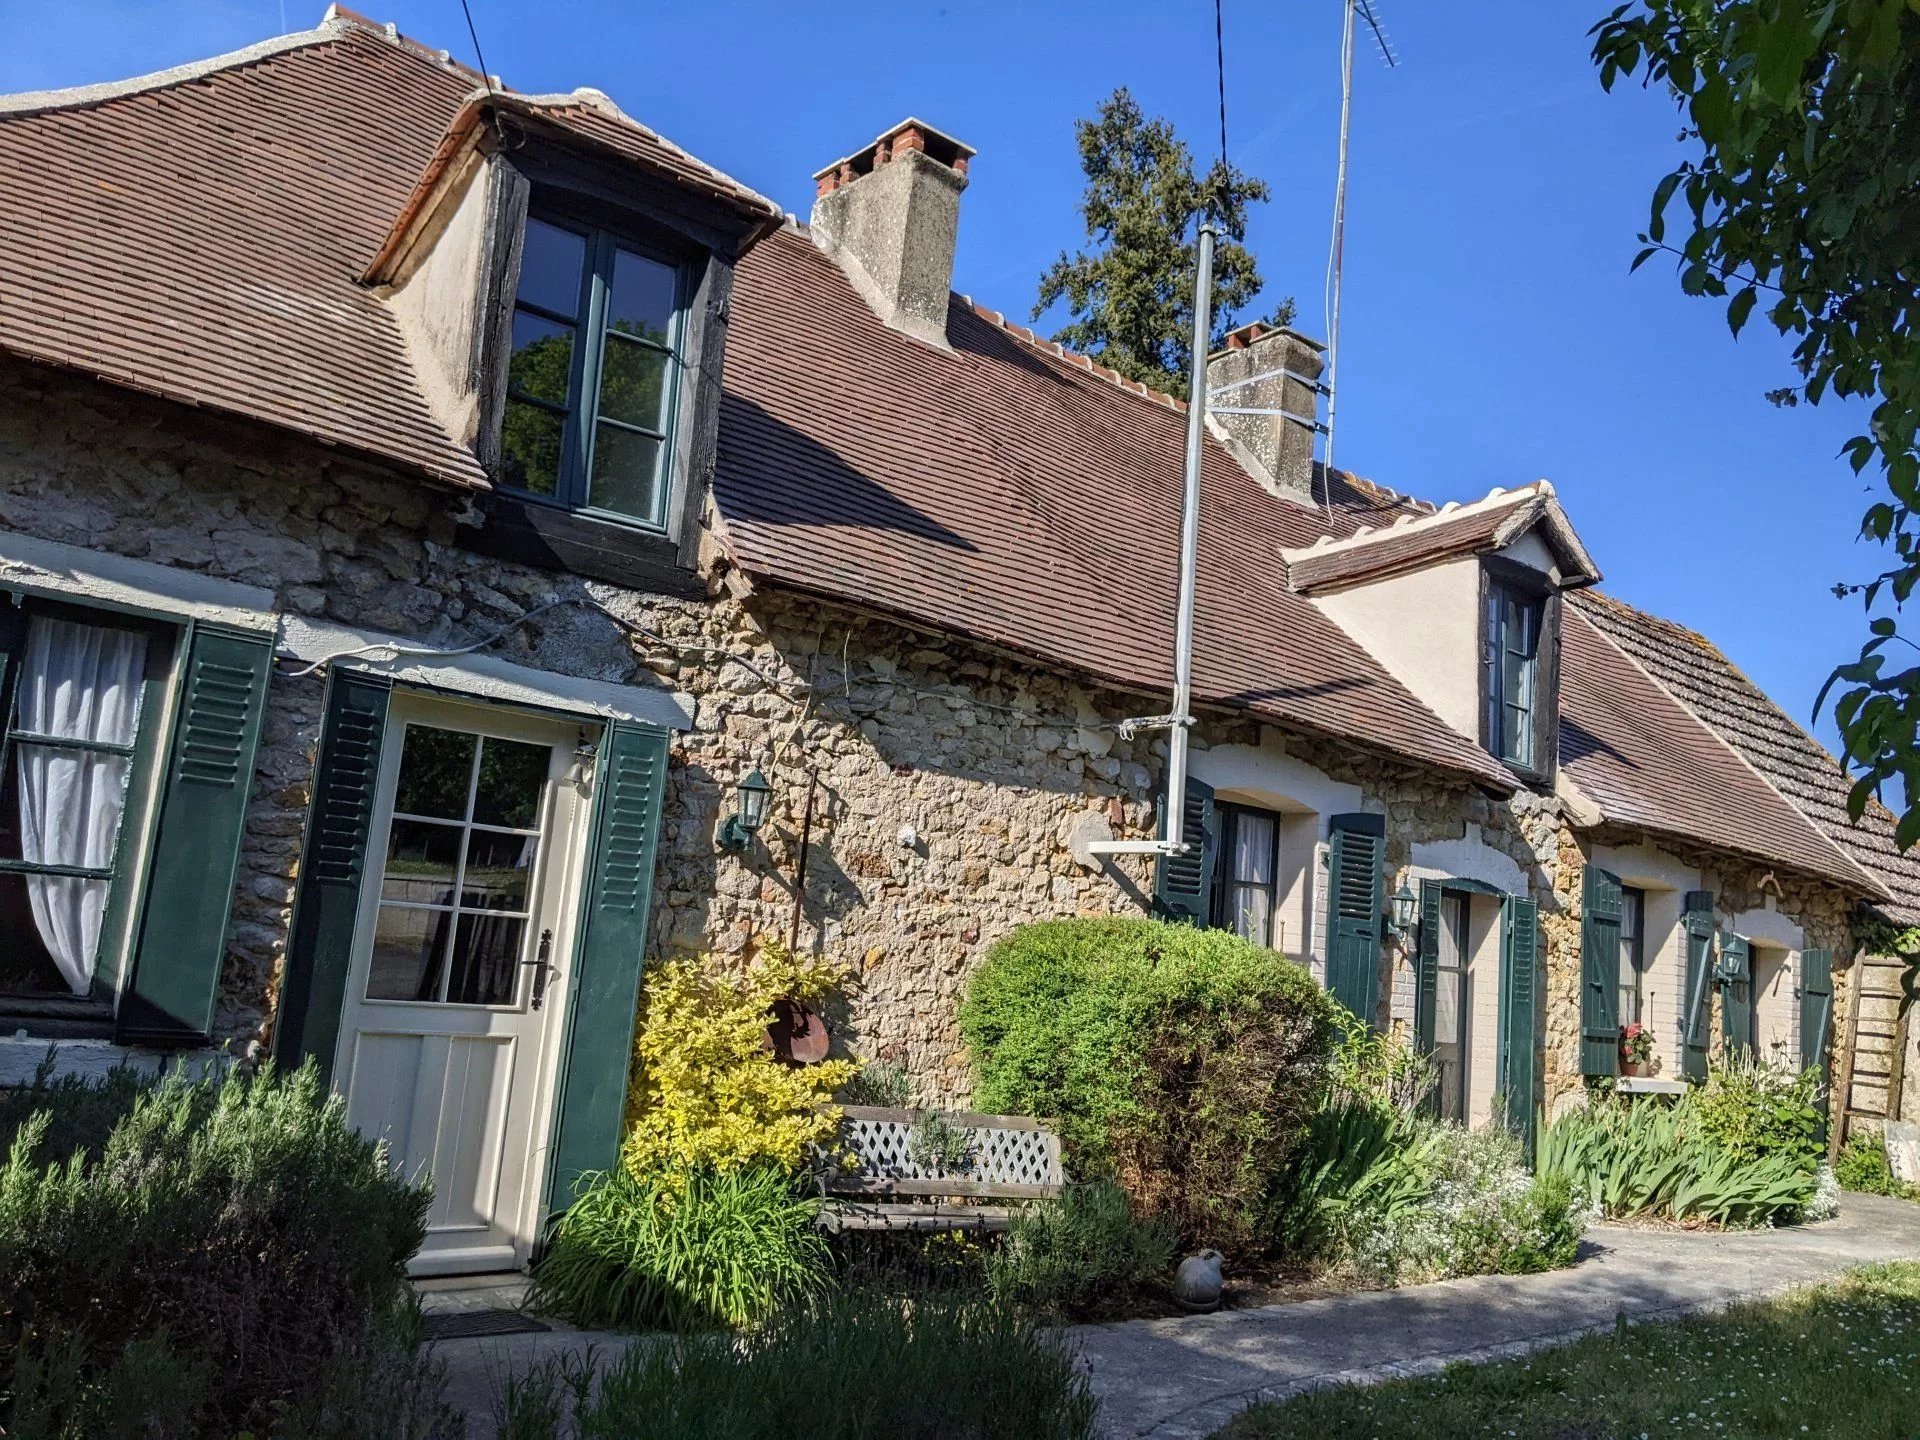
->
[1072,1191,1920,1439]
[424,1193,1920,1440]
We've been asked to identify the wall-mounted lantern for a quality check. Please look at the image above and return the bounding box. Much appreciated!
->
[717,766,774,851]
[1387,882,1420,940]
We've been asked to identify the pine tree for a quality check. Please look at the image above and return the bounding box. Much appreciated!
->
[1035,87,1291,393]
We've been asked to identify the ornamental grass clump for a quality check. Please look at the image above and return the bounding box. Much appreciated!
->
[529,1164,829,1332]
[622,941,856,1181]
[961,917,1339,1258]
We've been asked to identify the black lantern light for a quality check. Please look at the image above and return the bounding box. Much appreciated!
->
[1388,882,1419,938]
[718,766,774,851]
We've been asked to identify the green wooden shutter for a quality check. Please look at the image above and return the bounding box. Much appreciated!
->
[1500,894,1541,1158]
[118,624,273,1045]
[1413,880,1443,1053]
[1326,813,1385,1029]
[1800,948,1834,1077]
[1580,867,1623,1077]
[273,670,392,1080]
[546,720,670,1213]
[1154,775,1217,924]
[1681,890,1715,1081]
[1719,934,1753,1058]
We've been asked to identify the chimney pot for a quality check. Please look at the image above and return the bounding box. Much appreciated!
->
[809,117,978,348]
[1205,325,1327,504]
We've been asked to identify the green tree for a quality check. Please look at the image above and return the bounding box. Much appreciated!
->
[1035,87,1292,393]
[1590,1,1920,840]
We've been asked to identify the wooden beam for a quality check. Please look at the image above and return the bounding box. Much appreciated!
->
[1832,953,1868,1163]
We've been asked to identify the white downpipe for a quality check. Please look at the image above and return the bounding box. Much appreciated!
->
[1087,222,1218,860]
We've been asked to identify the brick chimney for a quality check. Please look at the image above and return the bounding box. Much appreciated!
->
[810,118,975,348]
[1205,322,1327,504]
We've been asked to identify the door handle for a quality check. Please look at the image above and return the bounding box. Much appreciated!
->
[522,928,556,1011]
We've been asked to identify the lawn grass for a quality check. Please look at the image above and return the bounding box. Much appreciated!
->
[1216,1261,1920,1439]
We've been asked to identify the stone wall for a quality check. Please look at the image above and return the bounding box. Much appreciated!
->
[0,356,1871,1115]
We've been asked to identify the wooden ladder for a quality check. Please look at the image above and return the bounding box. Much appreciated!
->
[1831,953,1911,1160]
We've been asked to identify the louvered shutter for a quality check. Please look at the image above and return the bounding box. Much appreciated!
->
[274,670,392,1080]
[1799,948,1834,1080]
[547,720,670,1212]
[118,624,273,1045]
[1501,895,1541,1158]
[1154,775,1217,924]
[1326,813,1385,1029]
[1413,880,1443,1054]
[1681,890,1715,1081]
[1580,867,1623,1077]
[1719,934,1753,1057]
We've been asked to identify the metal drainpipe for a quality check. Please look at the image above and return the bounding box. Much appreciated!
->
[1084,221,1218,861]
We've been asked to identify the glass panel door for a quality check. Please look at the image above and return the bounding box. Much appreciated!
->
[1433,892,1470,1122]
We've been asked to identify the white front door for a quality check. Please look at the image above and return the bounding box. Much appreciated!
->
[334,692,590,1276]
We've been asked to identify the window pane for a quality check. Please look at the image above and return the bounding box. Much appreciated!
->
[502,401,565,498]
[596,333,671,431]
[393,726,476,820]
[1228,884,1272,947]
[1230,810,1276,885]
[517,218,588,319]
[588,423,664,522]
[447,912,526,1006]
[0,872,104,996]
[472,738,550,829]
[366,903,450,1001]
[508,311,574,408]
[607,247,678,345]
[381,818,463,904]
[461,830,537,914]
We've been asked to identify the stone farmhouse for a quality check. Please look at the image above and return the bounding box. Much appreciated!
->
[1,10,1914,1274]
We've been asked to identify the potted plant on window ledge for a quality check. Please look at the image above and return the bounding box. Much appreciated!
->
[1619,1022,1654,1078]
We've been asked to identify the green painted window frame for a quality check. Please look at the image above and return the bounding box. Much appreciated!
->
[1483,578,1543,771]
[1618,885,1647,1025]
[501,212,692,533]
[1211,801,1282,949]
[0,593,179,1020]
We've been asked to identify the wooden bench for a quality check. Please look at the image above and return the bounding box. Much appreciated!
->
[816,1105,1066,1233]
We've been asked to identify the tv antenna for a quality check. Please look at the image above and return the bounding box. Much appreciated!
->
[1323,0,1398,507]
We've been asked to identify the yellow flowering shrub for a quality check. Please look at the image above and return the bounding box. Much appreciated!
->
[622,942,857,1181]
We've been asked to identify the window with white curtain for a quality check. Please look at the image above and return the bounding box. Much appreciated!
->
[0,601,170,1008]
[1214,802,1282,950]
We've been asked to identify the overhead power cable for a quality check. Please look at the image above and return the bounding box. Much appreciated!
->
[459,0,494,90]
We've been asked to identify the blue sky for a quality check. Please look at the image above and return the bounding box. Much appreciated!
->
[1,0,1886,748]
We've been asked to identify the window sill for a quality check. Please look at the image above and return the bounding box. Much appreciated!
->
[0,994,116,1041]
[1616,1075,1689,1096]
[456,492,705,597]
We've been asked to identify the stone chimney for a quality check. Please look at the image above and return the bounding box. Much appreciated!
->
[810,118,975,348]
[1205,322,1327,504]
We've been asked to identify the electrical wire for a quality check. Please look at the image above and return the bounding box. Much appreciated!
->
[459,0,493,89]
[1213,0,1230,176]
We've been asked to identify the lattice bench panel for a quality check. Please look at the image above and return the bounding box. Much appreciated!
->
[817,1105,1065,1232]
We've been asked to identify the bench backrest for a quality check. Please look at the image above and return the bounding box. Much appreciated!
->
[823,1105,1065,1201]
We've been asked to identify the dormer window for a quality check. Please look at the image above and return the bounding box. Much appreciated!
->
[1480,560,1560,783]
[502,214,688,530]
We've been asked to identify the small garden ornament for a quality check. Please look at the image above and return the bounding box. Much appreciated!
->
[1172,1250,1224,1313]
[1619,1022,1654,1077]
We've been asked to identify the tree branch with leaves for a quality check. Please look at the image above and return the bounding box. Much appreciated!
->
[1593,0,1920,840]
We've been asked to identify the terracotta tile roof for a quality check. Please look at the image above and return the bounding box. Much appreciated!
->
[0,19,1889,895]
[712,225,1519,789]
[0,20,486,486]
[1560,606,1886,896]
[1576,591,1920,920]
[1281,482,1601,595]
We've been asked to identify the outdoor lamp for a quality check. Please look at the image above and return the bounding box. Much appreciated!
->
[1388,882,1419,938]
[718,767,774,851]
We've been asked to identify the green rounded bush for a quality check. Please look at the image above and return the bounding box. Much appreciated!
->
[960,917,1339,1257]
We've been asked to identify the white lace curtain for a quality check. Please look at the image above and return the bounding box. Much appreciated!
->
[14,616,146,995]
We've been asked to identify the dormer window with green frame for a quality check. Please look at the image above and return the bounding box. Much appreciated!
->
[502,214,688,530]
[1480,557,1561,785]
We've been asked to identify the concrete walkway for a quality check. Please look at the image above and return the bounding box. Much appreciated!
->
[1075,1191,1920,1439]
[423,1193,1920,1440]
